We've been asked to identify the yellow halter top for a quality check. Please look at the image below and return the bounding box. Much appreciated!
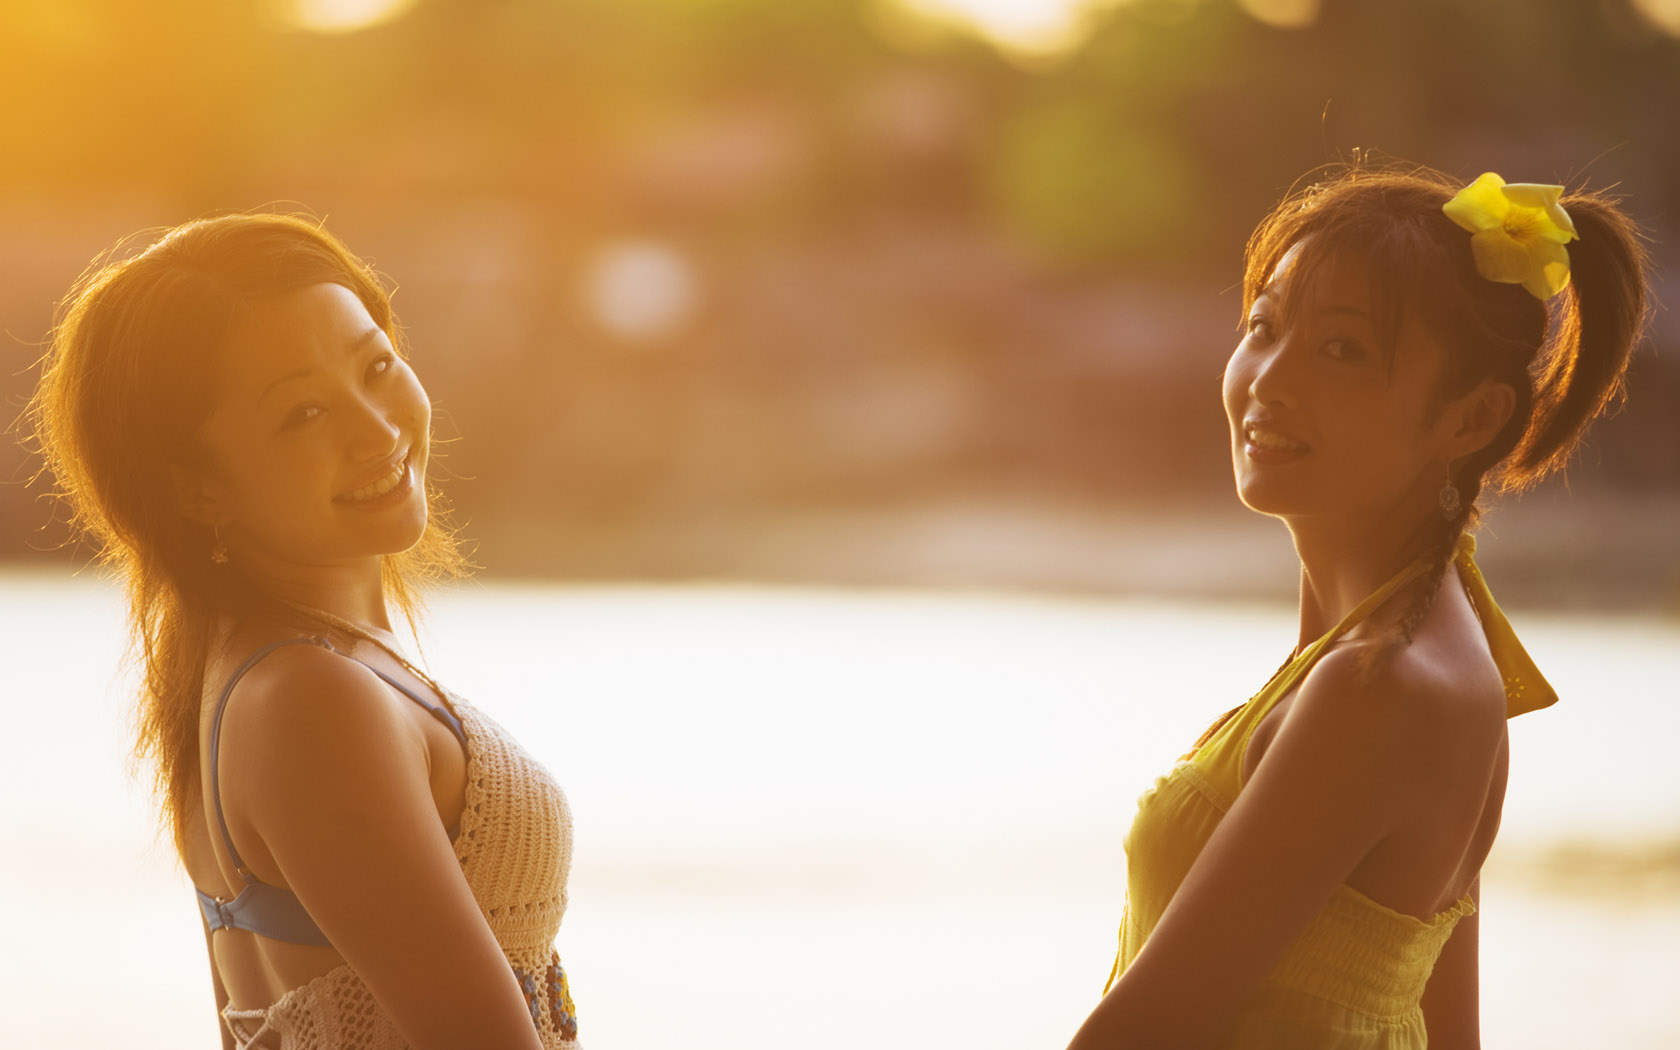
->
[1105,534,1555,1048]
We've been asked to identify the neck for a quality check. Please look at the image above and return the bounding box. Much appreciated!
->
[229,554,395,634]
[1283,505,1440,652]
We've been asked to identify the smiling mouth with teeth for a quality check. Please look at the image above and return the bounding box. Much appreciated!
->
[337,456,409,503]
[1245,426,1309,453]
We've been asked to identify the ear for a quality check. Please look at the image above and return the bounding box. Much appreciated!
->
[170,463,231,527]
[1437,378,1516,462]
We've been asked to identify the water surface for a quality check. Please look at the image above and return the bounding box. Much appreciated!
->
[3,573,1675,1049]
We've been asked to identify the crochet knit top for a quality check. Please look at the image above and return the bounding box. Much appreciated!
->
[212,643,580,1050]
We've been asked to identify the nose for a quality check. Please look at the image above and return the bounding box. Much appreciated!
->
[341,390,403,464]
[1246,334,1300,411]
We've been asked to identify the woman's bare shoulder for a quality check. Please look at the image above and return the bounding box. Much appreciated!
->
[211,639,433,820]
[1298,615,1507,770]
[213,635,400,722]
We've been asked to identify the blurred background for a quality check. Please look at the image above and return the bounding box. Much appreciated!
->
[2,1,1677,1048]
[3,0,1678,599]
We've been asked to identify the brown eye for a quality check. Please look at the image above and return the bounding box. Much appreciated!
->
[365,353,394,382]
[283,404,323,430]
[1321,338,1367,363]
[1246,316,1275,343]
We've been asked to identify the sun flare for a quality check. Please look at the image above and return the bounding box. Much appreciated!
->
[895,0,1103,55]
[271,0,421,34]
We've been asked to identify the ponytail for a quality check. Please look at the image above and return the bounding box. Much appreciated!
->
[1498,191,1650,491]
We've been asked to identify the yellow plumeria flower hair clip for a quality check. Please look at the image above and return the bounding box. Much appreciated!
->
[1442,172,1578,300]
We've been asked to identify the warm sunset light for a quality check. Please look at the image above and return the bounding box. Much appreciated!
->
[898,0,1327,48]
[586,240,701,344]
[4,3,1678,1047]
[1632,0,1680,36]
[271,0,420,34]
[896,0,1105,55]
[1236,0,1320,30]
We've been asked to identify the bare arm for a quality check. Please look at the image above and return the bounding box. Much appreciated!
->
[1067,648,1466,1050]
[1421,876,1481,1050]
[219,647,544,1050]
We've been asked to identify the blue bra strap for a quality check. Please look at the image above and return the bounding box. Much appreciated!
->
[198,881,333,946]
[365,668,468,750]
[207,636,337,884]
[199,635,468,945]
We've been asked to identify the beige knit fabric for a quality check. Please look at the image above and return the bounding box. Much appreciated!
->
[221,697,579,1049]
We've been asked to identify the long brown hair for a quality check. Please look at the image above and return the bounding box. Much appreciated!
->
[1242,163,1649,638]
[25,213,468,858]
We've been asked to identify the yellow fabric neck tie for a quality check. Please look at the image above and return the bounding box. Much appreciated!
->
[1452,533,1558,718]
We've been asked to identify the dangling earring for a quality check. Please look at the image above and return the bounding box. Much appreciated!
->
[210,525,229,565]
[1438,476,1462,521]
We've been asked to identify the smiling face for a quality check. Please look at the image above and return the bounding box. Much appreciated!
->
[1222,244,1463,528]
[188,282,431,572]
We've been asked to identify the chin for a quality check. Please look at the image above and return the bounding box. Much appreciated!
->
[385,508,432,555]
[1232,473,1308,518]
[342,508,431,562]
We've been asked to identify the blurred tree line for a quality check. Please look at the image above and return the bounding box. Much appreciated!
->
[3,0,1676,588]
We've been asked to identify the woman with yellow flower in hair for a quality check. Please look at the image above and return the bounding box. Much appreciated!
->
[1067,165,1648,1050]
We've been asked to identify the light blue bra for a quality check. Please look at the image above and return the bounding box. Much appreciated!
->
[194,636,466,947]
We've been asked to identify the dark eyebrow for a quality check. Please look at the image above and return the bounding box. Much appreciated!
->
[257,327,387,405]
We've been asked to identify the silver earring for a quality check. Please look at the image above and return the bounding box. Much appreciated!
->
[210,526,229,565]
[1438,480,1462,521]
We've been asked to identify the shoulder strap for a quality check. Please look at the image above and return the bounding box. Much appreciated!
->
[207,636,337,885]
[1189,548,1438,771]
[206,636,468,884]
[199,636,469,946]
[364,668,468,748]
[1265,548,1439,704]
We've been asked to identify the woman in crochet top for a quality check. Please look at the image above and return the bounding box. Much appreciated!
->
[28,214,578,1050]
[1066,165,1647,1049]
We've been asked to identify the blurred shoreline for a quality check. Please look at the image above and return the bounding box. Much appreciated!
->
[10,486,1678,612]
[1484,839,1680,902]
[452,487,1680,612]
